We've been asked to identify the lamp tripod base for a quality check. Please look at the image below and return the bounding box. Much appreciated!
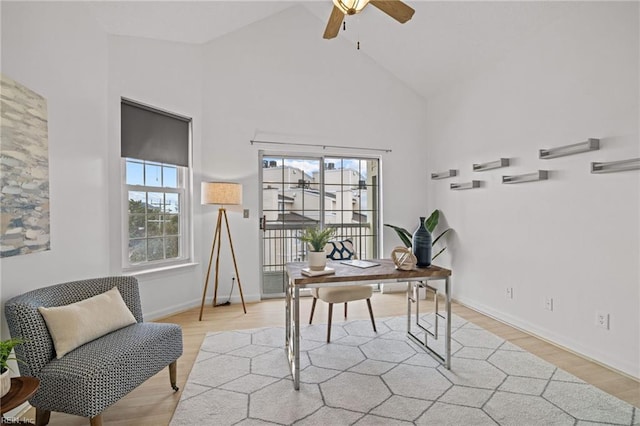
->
[199,207,246,320]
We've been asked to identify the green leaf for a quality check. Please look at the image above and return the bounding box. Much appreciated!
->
[384,224,412,248]
[299,226,336,251]
[432,228,451,245]
[1,338,25,373]
[425,209,439,233]
[432,246,446,260]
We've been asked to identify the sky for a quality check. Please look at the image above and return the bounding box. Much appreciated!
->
[126,159,180,213]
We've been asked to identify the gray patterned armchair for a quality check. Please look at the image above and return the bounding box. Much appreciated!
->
[4,276,183,426]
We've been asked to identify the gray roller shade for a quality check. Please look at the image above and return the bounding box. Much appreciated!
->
[121,99,190,167]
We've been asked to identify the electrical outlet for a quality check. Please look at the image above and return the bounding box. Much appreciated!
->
[506,287,513,299]
[596,311,610,329]
[544,297,553,311]
[243,209,250,218]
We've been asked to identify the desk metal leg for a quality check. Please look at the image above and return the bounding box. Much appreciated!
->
[293,285,300,389]
[445,276,451,369]
[285,279,291,346]
[285,278,301,390]
[406,282,411,333]
[406,278,451,370]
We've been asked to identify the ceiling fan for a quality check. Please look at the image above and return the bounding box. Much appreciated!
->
[323,0,415,39]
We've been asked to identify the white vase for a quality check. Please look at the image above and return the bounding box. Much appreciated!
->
[308,251,327,271]
[0,369,10,398]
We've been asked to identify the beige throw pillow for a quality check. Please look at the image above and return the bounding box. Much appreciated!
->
[38,286,137,358]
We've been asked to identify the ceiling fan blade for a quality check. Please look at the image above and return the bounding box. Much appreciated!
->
[323,6,344,39]
[369,0,415,24]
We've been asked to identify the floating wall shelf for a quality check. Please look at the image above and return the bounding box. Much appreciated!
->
[591,158,640,174]
[450,181,481,190]
[431,170,457,180]
[473,158,509,171]
[502,170,548,184]
[539,138,600,159]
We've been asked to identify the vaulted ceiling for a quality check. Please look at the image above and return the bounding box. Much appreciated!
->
[85,1,577,99]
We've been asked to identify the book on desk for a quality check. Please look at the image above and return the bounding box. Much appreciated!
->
[301,267,335,277]
[340,259,380,268]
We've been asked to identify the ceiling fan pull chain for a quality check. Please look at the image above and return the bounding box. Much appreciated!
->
[357,15,360,50]
[343,21,346,31]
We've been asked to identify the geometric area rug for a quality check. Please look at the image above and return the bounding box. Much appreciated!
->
[171,314,639,425]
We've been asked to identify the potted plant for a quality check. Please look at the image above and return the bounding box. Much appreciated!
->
[385,209,451,261]
[299,226,335,271]
[1,337,24,397]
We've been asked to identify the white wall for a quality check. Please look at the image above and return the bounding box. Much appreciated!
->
[1,2,109,325]
[0,3,205,323]
[200,6,429,300]
[1,3,428,327]
[425,2,639,377]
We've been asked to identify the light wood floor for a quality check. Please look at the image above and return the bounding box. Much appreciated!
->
[23,293,639,425]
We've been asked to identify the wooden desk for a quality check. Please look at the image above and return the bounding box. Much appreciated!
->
[285,259,452,390]
[1,376,39,425]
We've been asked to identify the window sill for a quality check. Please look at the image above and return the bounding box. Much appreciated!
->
[124,262,198,279]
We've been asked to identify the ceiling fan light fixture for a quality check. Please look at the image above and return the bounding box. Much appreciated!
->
[332,0,370,15]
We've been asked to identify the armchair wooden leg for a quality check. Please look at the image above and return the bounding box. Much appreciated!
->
[327,303,334,343]
[309,297,317,324]
[344,302,348,318]
[89,414,103,426]
[366,298,377,332]
[35,409,51,426]
[169,360,179,391]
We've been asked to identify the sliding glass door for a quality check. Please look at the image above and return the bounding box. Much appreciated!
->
[259,153,380,297]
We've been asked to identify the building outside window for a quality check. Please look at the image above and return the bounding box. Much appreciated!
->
[260,155,380,296]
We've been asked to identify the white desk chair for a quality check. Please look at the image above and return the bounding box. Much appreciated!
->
[308,239,377,342]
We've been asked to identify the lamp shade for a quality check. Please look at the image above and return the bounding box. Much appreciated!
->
[333,0,369,15]
[201,182,242,206]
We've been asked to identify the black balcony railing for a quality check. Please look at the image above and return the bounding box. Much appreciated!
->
[262,222,377,295]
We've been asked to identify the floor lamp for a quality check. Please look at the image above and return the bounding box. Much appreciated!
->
[199,182,246,320]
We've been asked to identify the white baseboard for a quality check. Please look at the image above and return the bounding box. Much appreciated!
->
[209,293,261,306]
[143,294,262,321]
[455,295,640,380]
[143,298,201,321]
[380,282,406,293]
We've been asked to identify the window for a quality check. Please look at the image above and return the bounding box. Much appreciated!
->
[125,159,187,265]
[121,99,191,270]
[259,154,380,296]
